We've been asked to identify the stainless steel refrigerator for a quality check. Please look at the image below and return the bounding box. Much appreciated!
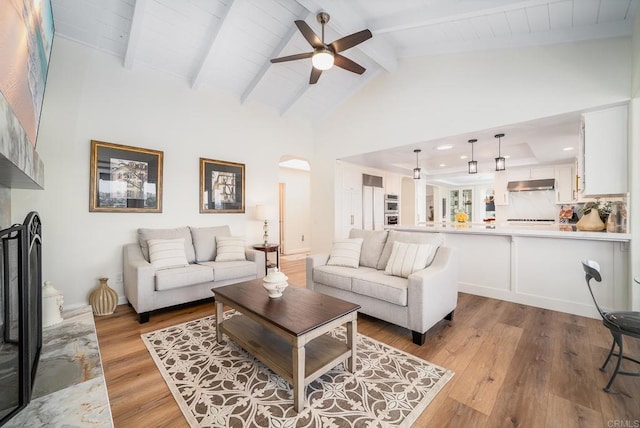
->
[362,174,384,230]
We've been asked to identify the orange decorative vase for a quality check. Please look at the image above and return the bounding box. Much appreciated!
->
[89,277,118,316]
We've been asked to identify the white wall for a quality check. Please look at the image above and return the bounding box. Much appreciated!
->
[278,167,311,254]
[311,38,633,253]
[11,38,314,308]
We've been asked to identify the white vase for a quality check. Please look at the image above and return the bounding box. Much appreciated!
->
[42,281,64,327]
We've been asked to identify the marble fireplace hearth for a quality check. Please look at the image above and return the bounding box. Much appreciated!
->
[5,307,113,427]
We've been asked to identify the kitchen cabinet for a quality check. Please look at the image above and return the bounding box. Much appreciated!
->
[580,105,628,196]
[339,163,363,237]
[449,188,473,221]
[555,164,576,204]
[341,189,362,237]
[507,166,555,181]
[494,171,509,206]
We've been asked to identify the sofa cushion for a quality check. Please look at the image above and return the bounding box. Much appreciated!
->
[384,241,436,278]
[148,238,189,270]
[138,227,196,263]
[199,260,257,281]
[190,226,231,262]
[215,236,246,261]
[349,229,388,268]
[352,271,408,306]
[326,238,363,268]
[377,231,444,270]
[313,265,378,292]
[155,264,214,291]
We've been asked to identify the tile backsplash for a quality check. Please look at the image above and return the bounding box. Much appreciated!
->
[498,190,559,220]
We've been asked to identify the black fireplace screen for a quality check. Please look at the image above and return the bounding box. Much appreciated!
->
[0,212,42,426]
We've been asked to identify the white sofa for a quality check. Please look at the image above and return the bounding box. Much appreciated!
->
[306,229,458,345]
[123,225,265,323]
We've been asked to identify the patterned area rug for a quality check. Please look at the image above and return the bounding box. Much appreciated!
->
[141,312,453,428]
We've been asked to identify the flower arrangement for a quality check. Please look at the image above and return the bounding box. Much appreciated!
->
[455,211,469,223]
[580,200,612,224]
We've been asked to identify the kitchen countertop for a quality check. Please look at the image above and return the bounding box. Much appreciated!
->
[390,223,631,242]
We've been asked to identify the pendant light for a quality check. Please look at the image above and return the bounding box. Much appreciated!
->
[468,139,478,174]
[494,133,506,171]
[413,149,421,179]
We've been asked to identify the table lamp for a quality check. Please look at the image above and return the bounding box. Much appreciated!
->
[255,204,274,246]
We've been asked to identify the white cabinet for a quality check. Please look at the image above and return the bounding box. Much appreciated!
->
[555,164,576,204]
[580,105,628,196]
[341,189,362,237]
[449,188,473,221]
[508,166,555,181]
[494,171,509,206]
[339,163,363,237]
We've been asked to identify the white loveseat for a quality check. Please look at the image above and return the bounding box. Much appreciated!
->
[123,225,265,323]
[306,229,458,345]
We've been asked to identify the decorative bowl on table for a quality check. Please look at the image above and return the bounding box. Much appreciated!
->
[262,268,288,298]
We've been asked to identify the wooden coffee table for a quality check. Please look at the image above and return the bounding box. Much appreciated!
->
[213,279,360,412]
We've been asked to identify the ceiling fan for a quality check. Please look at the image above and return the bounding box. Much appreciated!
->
[270,12,372,84]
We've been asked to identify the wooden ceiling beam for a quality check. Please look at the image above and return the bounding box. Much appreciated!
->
[241,11,311,105]
[370,0,567,34]
[123,0,148,69]
[191,0,238,90]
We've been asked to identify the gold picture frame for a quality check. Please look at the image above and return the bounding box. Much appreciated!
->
[199,157,245,213]
[89,140,163,212]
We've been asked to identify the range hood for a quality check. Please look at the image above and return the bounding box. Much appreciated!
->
[507,178,555,192]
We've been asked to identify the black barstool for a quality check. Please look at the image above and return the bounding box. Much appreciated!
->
[582,260,640,392]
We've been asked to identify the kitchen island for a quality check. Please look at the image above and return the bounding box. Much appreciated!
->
[390,223,630,318]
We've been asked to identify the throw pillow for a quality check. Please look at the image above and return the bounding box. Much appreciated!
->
[348,229,388,268]
[190,226,231,262]
[215,236,246,262]
[147,238,189,270]
[377,231,444,270]
[384,241,436,278]
[326,238,364,268]
[138,227,196,263]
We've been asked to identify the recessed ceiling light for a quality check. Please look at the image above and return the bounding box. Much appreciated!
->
[460,155,468,159]
[436,144,453,151]
[439,163,446,167]
[563,147,575,151]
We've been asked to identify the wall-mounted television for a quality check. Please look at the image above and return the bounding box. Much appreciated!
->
[0,0,54,150]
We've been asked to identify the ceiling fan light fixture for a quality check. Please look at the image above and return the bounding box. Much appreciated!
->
[312,48,334,70]
[413,149,422,180]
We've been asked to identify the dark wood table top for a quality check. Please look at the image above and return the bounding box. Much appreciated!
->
[213,279,360,336]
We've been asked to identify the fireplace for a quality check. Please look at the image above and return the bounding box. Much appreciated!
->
[0,212,42,426]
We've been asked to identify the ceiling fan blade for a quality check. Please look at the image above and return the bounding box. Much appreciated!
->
[294,20,323,48]
[329,29,372,53]
[270,52,313,63]
[334,54,366,74]
[310,67,322,84]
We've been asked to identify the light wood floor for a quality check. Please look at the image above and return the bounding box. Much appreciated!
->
[94,259,640,427]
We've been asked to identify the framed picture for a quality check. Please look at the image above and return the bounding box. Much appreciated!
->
[200,158,245,213]
[89,140,163,212]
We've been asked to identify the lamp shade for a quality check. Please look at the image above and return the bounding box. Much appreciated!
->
[255,204,275,220]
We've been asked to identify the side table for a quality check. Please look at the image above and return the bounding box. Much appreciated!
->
[252,244,280,275]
